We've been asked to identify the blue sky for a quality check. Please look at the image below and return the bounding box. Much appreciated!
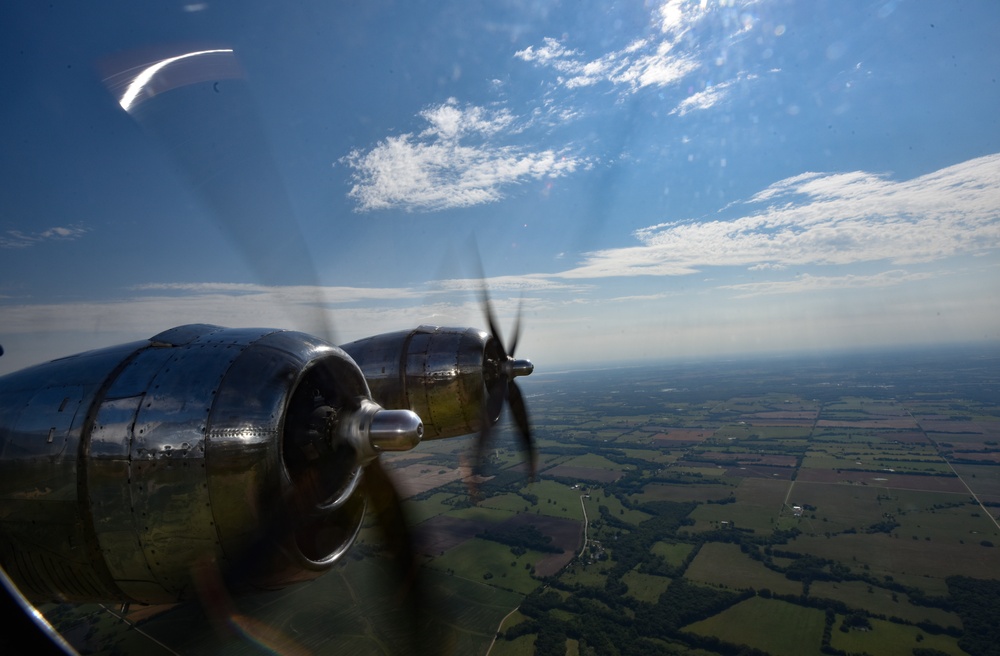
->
[1,0,999,373]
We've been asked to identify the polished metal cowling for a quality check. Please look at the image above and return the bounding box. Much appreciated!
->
[0,324,395,603]
[341,325,502,439]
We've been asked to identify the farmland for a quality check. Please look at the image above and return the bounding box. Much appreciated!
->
[44,345,1000,655]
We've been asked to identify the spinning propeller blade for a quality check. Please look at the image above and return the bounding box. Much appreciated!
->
[472,249,536,482]
[101,45,427,631]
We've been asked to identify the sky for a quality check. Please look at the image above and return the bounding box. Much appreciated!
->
[1,0,999,374]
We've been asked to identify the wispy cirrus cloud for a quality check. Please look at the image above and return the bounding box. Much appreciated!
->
[515,0,756,106]
[342,2,763,214]
[670,73,762,116]
[1,225,88,249]
[341,99,588,212]
[557,153,1000,279]
[132,282,420,304]
[432,274,584,294]
[515,35,699,91]
[0,277,545,371]
[721,270,938,298]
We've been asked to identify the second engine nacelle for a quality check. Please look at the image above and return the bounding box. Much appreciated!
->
[341,326,504,440]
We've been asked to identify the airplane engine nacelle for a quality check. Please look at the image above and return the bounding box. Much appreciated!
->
[0,325,372,604]
[341,326,501,440]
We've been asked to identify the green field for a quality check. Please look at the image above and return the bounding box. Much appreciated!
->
[581,487,652,525]
[489,632,536,656]
[522,479,588,519]
[408,491,461,523]
[684,597,826,656]
[786,482,888,533]
[730,478,789,530]
[559,563,610,589]
[791,532,1000,595]
[651,541,694,567]
[560,453,626,470]
[685,543,802,595]
[446,504,516,522]
[622,569,672,602]
[427,537,545,594]
[808,580,963,628]
[829,615,964,656]
[482,492,536,513]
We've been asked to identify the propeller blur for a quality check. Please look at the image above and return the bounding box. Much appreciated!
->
[0,42,537,654]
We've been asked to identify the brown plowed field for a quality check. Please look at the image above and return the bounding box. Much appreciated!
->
[414,512,583,577]
[497,514,583,577]
[742,412,817,425]
[652,428,714,442]
[921,420,996,435]
[816,419,918,429]
[544,464,622,482]
[391,462,469,499]
[414,515,493,556]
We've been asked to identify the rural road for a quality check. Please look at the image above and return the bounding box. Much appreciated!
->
[485,493,591,655]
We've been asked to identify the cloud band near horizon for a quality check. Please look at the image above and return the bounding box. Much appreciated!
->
[556,153,1000,280]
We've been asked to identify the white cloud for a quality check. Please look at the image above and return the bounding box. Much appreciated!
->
[432,274,584,294]
[670,80,732,116]
[608,292,675,303]
[513,37,580,67]
[132,282,418,303]
[344,3,766,215]
[516,33,698,93]
[0,288,432,359]
[720,270,937,298]
[418,100,515,140]
[671,73,762,116]
[0,279,550,373]
[1,225,88,249]
[556,153,1000,280]
[341,100,587,212]
[747,262,786,271]
[515,0,755,96]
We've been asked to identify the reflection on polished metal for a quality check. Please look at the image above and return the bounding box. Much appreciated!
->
[0,324,411,604]
[342,326,496,439]
[0,320,528,606]
[0,566,75,656]
[506,358,534,379]
[369,408,424,452]
[335,398,423,460]
[341,325,535,445]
